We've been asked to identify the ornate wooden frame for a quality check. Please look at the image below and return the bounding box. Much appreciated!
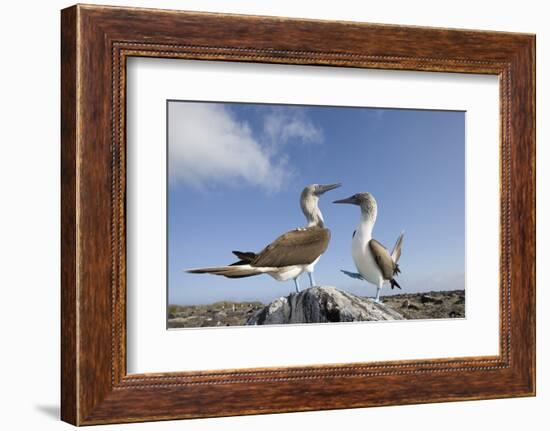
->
[61,4,535,425]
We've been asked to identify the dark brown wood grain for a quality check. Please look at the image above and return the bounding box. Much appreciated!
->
[60,5,78,425]
[61,4,535,425]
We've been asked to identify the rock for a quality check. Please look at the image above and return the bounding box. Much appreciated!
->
[246,286,404,325]
[168,317,188,325]
[401,299,410,308]
[421,294,437,304]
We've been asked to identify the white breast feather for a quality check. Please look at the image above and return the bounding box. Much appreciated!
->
[351,230,383,285]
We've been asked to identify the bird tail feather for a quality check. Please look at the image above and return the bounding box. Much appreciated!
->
[186,264,264,279]
[390,278,402,290]
[391,231,405,263]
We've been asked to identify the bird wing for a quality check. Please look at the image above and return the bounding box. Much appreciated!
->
[391,231,405,263]
[369,239,397,280]
[252,227,331,267]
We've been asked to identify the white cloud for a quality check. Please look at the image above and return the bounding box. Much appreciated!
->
[262,108,323,152]
[168,103,322,192]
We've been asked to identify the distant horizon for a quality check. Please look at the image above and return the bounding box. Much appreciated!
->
[168,288,467,306]
[168,101,465,305]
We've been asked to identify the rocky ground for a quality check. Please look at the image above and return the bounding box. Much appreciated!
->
[168,289,465,328]
[167,301,264,328]
[380,289,465,320]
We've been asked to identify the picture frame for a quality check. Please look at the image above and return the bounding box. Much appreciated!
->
[60,4,535,425]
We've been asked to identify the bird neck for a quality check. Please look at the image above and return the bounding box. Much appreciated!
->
[301,195,325,228]
[307,209,325,228]
[357,209,377,239]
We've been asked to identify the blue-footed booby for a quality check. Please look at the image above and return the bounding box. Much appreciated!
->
[334,192,404,303]
[186,183,341,292]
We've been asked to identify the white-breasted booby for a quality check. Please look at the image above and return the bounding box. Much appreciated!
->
[334,192,404,303]
[186,183,341,292]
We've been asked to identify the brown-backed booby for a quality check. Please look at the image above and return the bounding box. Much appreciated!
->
[334,192,404,303]
[186,183,341,292]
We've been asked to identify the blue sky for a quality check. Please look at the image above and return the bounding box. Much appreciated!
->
[168,101,465,305]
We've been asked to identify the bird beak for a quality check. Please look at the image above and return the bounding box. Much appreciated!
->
[315,183,342,195]
[333,195,358,205]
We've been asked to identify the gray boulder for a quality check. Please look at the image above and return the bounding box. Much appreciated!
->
[246,286,404,325]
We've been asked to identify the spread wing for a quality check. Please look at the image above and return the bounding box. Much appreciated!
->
[369,239,397,280]
[391,232,405,263]
[252,227,331,267]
